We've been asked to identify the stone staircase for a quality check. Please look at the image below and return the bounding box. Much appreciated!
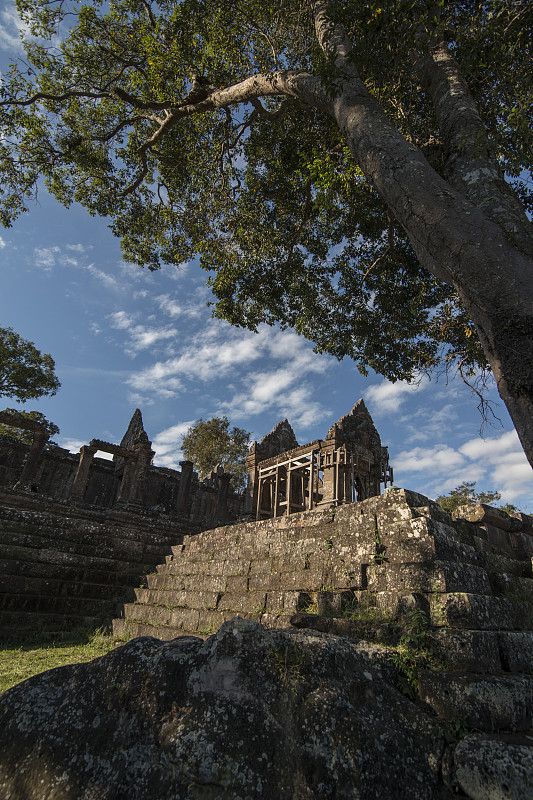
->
[0,497,186,638]
[113,487,533,649]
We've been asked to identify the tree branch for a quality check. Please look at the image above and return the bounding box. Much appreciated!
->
[1,89,111,107]
[417,41,533,254]
[311,0,358,76]
[118,70,317,196]
[285,181,312,262]
[249,97,304,120]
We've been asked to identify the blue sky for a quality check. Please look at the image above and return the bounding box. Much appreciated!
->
[1,1,531,510]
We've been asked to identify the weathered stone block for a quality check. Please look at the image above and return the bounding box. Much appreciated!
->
[169,607,200,631]
[225,575,249,593]
[429,592,533,630]
[375,590,429,618]
[490,574,533,602]
[367,561,491,595]
[455,733,533,800]
[264,591,309,614]
[218,592,266,614]
[498,632,533,673]
[277,568,324,591]
[384,518,482,566]
[220,559,250,577]
[248,572,281,592]
[425,629,501,673]
[418,671,533,731]
[317,590,356,617]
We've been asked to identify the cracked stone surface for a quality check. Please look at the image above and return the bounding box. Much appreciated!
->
[0,618,451,800]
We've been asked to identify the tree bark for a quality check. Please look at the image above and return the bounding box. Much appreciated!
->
[305,0,533,469]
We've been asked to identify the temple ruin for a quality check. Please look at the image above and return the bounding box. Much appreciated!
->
[246,399,393,519]
[0,398,394,637]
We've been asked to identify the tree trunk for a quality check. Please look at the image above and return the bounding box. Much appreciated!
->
[330,80,533,467]
[304,1,533,470]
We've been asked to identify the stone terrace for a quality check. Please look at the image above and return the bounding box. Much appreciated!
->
[113,488,533,658]
[0,489,187,638]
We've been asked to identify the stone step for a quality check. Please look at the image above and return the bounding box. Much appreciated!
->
[0,608,105,638]
[380,517,483,566]
[471,535,533,573]
[383,530,482,567]
[0,504,182,535]
[498,632,533,673]
[0,557,144,586]
[0,592,122,617]
[115,607,238,638]
[1,573,136,601]
[146,571,228,593]
[0,542,163,572]
[489,574,533,602]
[133,587,222,610]
[175,534,368,566]
[429,592,533,630]
[425,629,502,673]
[469,525,530,559]
[120,589,309,634]
[0,515,178,550]
[160,555,363,593]
[112,617,208,642]
[418,671,533,732]
[0,527,171,563]
[367,560,492,595]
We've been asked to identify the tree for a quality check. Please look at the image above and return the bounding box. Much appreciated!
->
[1,1,532,465]
[181,416,251,490]
[436,481,517,516]
[0,327,60,402]
[0,408,60,445]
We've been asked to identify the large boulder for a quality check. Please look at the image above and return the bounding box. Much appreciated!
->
[0,619,451,799]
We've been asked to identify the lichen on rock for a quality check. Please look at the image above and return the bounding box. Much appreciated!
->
[0,618,449,800]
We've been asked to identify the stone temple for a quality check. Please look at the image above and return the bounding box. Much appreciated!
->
[1,400,533,799]
[0,399,391,637]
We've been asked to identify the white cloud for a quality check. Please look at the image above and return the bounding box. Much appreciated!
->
[109,310,177,355]
[60,438,85,454]
[0,236,6,248]
[110,311,133,330]
[86,264,119,289]
[366,376,429,414]
[459,430,518,461]
[151,421,194,468]
[156,294,182,317]
[128,324,331,415]
[0,3,30,52]
[66,243,91,253]
[34,246,60,270]
[394,444,466,475]
[395,428,532,508]
[59,438,113,461]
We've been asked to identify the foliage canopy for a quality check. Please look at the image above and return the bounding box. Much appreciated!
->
[181,416,251,490]
[1,0,532,463]
[0,327,61,402]
[436,481,517,516]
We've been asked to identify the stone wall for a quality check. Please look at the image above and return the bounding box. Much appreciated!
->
[0,436,243,521]
[113,488,533,660]
[0,487,192,637]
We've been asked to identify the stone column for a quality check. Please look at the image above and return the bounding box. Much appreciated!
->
[215,471,232,523]
[13,430,49,491]
[129,442,154,505]
[245,446,259,514]
[115,454,138,504]
[69,445,97,501]
[176,460,194,513]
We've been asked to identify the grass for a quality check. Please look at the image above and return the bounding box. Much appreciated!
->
[0,628,118,694]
